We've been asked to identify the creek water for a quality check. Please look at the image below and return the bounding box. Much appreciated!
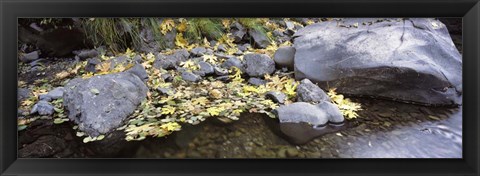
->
[134,98,462,158]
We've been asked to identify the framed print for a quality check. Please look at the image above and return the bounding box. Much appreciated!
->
[1,0,479,175]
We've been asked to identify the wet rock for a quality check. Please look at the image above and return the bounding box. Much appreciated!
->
[244,54,275,77]
[30,100,54,115]
[39,87,65,101]
[273,46,295,70]
[248,29,270,48]
[293,18,462,105]
[248,77,266,86]
[266,91,287,104]
[20,51,40,63]
[276,102,328,126]
[18,135,66,158]
[191,47,207,56]
[85,57,101,73]
[221,57,244,71]
[296,79,330,103]
[214,66,229,76]
[76,49,99,59]
[63,72,148,137]
[198,61,214,75]
[316,101,345,124]
[182,71,201,82]
[126,64,149,82]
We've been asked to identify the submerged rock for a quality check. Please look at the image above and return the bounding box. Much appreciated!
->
[294,18,462,105]
[244,54,275,77]
[296,79,330,103]
[63,72,148,137]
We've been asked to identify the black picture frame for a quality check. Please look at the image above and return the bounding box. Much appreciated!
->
[1,0,479,175]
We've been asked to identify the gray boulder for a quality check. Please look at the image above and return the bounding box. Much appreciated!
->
[63,72,148,137]
[20,51,40,63]
[293,18,462,105]
[214,66,229,76]
[30,100,54,115]
[273,46,296,70]
[39,87,65,102]
[244,54,275,77]
[296,79,330,103]
[231,22,247,42]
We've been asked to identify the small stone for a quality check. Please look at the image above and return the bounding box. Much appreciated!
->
[181,71,201,82]
[221,57,244,71]
[30,100,54,115]
[157,87,175,96]
[191,47,207,56]
[217,44,227,52]
[85,57,101,73]
[39,87,65,102]
[214,66,229,76]
[266,91,287,104]
[248,77,266,86]
[77,49,99,59]
[198,61,214,75]
[20,51,40,62]
[286,148,299,157]
[216,75,231,82]
[296,79,330,103]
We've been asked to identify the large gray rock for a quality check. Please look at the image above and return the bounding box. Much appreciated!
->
[63,72,148,137]
[273,46,296,70]
[296,79,330,103]
[244,54,275,77]
[293,18,462,106]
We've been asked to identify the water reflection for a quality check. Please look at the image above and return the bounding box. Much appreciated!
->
[134,98,462,158]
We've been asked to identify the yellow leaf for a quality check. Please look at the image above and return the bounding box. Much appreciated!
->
[221,19,231,29]
[160,122,181,131]
[176,18,188,33]
[180,60,198,70]
[161,19,175,35]
[202,54,218,64]
[207,107,224,116]
[175,33,189,48]
[161,105,176,115]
